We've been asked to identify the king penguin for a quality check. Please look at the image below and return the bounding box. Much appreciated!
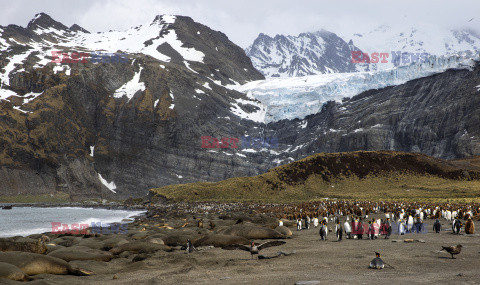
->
[433,219,441,233]
[335,220,343,241]
[369,252,385,269]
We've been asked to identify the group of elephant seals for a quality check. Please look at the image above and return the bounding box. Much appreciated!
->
[0,251,92,277]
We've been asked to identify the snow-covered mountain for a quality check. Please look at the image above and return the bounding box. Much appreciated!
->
[0,13,266,197]
[247,24,480,78]
[245,30,366,77]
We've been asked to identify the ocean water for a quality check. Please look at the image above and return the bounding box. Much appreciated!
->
[0,206,145,237]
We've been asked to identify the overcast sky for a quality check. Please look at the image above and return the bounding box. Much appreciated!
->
[1,0,479,48]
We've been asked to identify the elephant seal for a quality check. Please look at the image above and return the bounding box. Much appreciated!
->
[162,232,203,246]
[48,246,113,262]
[102,236,129,250]
[221,225,286,239]
[0,235,49,254]
[110,241,172,255]
[465,218,475,234]
[76,238,105,250]
[0,252,92,276]
[275,226,293,237]
[0,262,31,281]
[193,234,250,248]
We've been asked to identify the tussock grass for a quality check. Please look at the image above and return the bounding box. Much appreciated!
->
[151,173,480,203]
[150,151,480,203]
[0,193,71,203]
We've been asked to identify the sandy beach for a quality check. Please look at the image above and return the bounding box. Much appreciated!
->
[2,207,478,285]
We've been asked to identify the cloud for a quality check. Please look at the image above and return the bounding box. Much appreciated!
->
[0,0,479,48]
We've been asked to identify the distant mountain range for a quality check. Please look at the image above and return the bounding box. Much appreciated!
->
[1,13,479,199]
[246,24,480,77]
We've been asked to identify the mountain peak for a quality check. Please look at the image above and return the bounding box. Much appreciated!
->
[151,14,176,25]
[27,12,68,31]
[70,24,90,33]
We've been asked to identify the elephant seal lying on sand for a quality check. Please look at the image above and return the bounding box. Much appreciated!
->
[0,235,49,254]
[0,262,31,281]
[193,234,250,248]
[0,252,92,276]
[48,246,114,262]
[221,225,286,239]
[275,226,293,237]
[110,241,172,255]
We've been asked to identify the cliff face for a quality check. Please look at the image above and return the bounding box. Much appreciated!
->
[1,14,479,199]
[0,14,266,198]
[266,64,480,161]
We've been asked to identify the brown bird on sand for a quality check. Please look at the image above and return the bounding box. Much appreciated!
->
[441,244,463,259]
[222,240,286,259]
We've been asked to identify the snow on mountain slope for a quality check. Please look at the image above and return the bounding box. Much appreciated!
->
[234,51,480,123]
[0,13,265,120]
[340,23,480,70]
[0,13,203,98]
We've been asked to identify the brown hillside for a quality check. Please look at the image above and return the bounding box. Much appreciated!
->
[150,151,480,202]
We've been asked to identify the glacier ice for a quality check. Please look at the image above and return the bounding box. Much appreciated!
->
[234,51,480,123]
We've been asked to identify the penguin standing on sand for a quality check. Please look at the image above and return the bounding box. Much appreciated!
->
[279,220,283,227]
[465,217,475,234]
[407,215,414,233]
[335,221,343,241]
[344,218,352,239]
[319,221,328,240]
[433,219,441,233]
[382,218,392,239]
[313,217,319,228]
[304,216,310,230]
[357,218,364,239]
[398,219,406,235]
[368,221,375,240]
[185,239,195,254]
[369,252,385,269]
[297,219,302,231]
[453,219,463,234]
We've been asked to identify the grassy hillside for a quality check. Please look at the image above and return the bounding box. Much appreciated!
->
[150,151,480,202]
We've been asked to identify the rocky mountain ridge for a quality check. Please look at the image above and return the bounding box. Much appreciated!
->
[0,13,479,199]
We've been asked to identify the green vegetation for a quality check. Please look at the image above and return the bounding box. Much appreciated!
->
[0,192,71,203]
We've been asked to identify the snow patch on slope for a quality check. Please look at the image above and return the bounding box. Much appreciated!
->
[113,67,145,101]
[98,174,117,193]
[229,97,266,123]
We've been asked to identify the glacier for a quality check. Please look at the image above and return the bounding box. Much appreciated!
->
[233,50,480,123]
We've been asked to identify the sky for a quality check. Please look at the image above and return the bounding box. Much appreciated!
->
[0,0,479,48]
